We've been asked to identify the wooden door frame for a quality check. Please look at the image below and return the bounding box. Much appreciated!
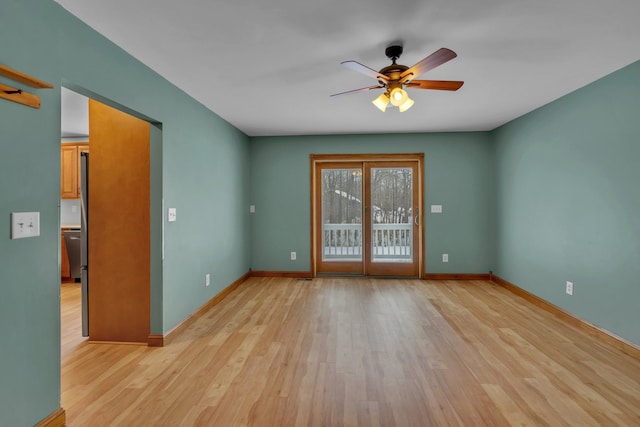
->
[310,153,424,278]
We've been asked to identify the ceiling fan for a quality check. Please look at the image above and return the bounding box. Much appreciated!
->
[331,45,464,112]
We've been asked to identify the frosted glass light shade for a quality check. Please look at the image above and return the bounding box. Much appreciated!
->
[398,97,415,112]
[372,93,390,112]
[389,88,408,107]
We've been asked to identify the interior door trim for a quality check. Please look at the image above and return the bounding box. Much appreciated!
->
[310,153,424,278]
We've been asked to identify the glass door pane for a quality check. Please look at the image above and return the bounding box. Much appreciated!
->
[321,168,363,261]
[364,161,419,277]
[369,167,413,263]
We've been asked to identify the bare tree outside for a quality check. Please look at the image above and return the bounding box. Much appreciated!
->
[370,167,413,261]
[370,168,413,225]
[322,169,362,225]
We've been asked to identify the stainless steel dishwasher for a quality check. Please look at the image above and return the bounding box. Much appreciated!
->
[64,229,81,281]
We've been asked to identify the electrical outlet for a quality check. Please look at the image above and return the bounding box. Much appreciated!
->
[249,205,255,213]
[168,208,177,222]
[566,281,573,295]
[290,251,297,261]
[205,273,210,287]
[442,253,448,263]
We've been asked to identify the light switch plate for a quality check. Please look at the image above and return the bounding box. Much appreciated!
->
[249,205,255,213]
[11,212,40,239]
[431,205,443,213]
[168,208,177,222]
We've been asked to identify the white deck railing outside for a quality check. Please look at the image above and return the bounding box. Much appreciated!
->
[323,223,412,262]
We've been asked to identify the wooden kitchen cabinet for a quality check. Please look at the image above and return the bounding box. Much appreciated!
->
[60,145,78,199]
[60,143,88,199]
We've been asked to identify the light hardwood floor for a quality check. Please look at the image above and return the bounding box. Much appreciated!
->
[61,278,640,426]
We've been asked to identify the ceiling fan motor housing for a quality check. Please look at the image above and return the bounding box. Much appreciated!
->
[379,64,409,81]
[381,45,409,84]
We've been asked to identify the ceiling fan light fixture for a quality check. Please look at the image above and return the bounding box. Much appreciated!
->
[333,46,463,115]
[372,93,390,112]
[389,87,408,107]
[398,97,415,112]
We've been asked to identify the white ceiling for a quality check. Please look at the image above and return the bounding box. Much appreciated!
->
[55,0,640,137]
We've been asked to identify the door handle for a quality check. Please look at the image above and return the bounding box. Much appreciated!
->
[414,207,420,227]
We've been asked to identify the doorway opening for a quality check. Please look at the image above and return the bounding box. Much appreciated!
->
[60,87,162,346]
[311,153,424,277]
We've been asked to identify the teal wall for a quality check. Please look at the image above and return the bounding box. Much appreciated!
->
[493,60,640,346]
[0,1,250,425]
[249,133,495,274]
[1,0,638,425]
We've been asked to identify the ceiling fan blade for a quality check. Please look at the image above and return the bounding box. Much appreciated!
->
[330,85,384,97]
[405,80,464,91]
[341,61,389,81]
[399,48,458,83]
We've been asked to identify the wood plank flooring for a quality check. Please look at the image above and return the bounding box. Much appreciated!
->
[61,278,640,426]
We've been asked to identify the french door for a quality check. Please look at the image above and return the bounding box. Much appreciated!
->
[312,154,423,277]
